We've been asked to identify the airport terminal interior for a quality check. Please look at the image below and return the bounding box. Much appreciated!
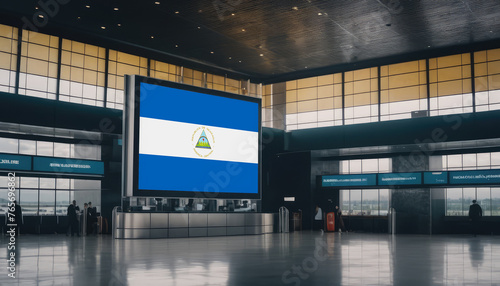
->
[1,0,500,285]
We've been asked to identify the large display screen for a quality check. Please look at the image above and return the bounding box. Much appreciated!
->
[125,76,261,198]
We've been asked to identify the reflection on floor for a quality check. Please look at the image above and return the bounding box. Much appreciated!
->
[1,232,500,285]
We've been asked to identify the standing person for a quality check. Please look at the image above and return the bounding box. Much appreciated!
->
[335,206,347,233]
[314,205,324,234]
[67,200,80,237]
[468,200,482,237]
[8,200,23,236]
[87,202,97,235]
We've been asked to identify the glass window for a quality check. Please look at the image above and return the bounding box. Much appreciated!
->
[19,139,36,155]
[463,188,476,214]
[37,141,54,156]
[446,188,463,216]
[341,189,350,213]
[362,189,379,215]
[349,190,362,215]
[39,190,55,215]
[379,189,390,215]
[54,142,70,158]
[56,190,69,216]
[0,137,18,153]
[19,189,38,215]
[474,48,500,112]
[40,178,55,189]
[0,24,18,94]
[20,177,38,188]
[0,188,19,214]
[57,178,70,189]
[476,188,491,216]
[492,188,500,216]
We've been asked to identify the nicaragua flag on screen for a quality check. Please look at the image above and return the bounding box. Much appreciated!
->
[138,82,259,194]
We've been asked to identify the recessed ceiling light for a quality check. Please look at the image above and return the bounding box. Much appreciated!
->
[38,14,44,18]
[197,26,201,29]
[117,23,122,27]
[231,13,235,16]
[175,44,179,48]
[239,61,242,63]
[318,12,322,16]
[427,45,431,48]
[292,6,298,10]
[35,6,39,10]
[210,51,214,54]
[241,29,246,32]
[101,26,106,30]
[86,5,90,8]
[150,36,154,39]
[229,57,232,60]
[175,11,179,14]
[114,7,119,11]
[155,1,160,4]
[259,54,264,57]
[198,9,203,13]
[77,16,81,20]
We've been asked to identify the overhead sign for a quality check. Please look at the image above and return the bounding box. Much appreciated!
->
[0,154,31,171]
[322,174,377,187]
[378,172,422,186]
[33,157,104,175]
[449,170,500,185]
[424,172,448,185]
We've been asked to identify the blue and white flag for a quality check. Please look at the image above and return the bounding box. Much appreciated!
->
[138,83,259,194]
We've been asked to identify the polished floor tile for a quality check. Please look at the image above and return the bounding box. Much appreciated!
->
[1,232,500,285]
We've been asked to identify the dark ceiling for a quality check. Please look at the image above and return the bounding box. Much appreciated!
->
[2,0,500,82]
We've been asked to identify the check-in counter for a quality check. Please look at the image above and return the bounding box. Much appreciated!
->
[113,210,276,239]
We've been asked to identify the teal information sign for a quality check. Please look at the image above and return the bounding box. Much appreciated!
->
[424,172,448,184]
[378,172,422,185]
[0,154,31,171]
[449,170,500,184]
[322,174,377,187]
[33,157,104,175]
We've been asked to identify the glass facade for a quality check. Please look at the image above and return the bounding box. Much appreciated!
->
[340,189,390,216]
[475,48,500,111]
[0,24,17,94]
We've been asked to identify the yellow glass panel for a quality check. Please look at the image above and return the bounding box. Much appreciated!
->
[71,53,84,68]
[184,68,194,78]
[154,61,168,73]
[297,100,317,113]
[286,102,297,114]
[437,80,464,97]
[371,92,378,103]
[84,55,98,70]
[381,90,389,103]
[419,71,426,84]
[474,51,486,63]
[344,95,354,107]
[108,50,117,61]
[140,67,147,76]
[475,77,488,92]
[49,36,58,48]
[193,70,203,81]
[297,87,317,101]
[0,37,13,53]
[70,66,84,82]
[84,70,97,85]
[380,76,388,90]
[318,85,333,98]
[213,84,225,91]
[437,54,462,69]
[371,67,378,77]
[429,69,437,83]
[387,86,420,102]
[140,57,148,68]
[462,53,471,65]
[60,65,70,81]
[0,51,12,69]
[475,62,487,77]
[25,31,50,46]
[168,74,178,82]
[117,52,140,66]
[49,48,58,63]
[85,44,99,57]
[152,71,168,81]
[27,43,48,60]
[48,62,57,78]
[489,74,500,90]
[333,73,342,84]
[286,80,297,90]
[420,85,427,98]
[462,65,471,79]
[487,48,500,61]
[352,92,371,106]
[318,74,333,86]
[98,59,106,72]
[286,90,297,102]
[429,58,437,70]
[297,77,317,89]
[380,65,389,77]
[318,97,334,110]
[0,24,14,39]
[116,63,138,76]
[169,64,178,75]
[61,51,71,65]
[61,39,71,51]
[419,60,426,71]
[463,78,471,93]
[371,78,378,91]
[97,72,105,87]
[487,60,500,75]
[344,71,353,82]
[213,75,224,85]
[108,74,117,89]
[194,79,203,88]
[263,95,271,108]
[333,84,342,96]
[71,41,85,54]
[353,79,371,94]
[116,76,125,90]
[429,83,437,97]
[226,85,239,94]
[353,68,371,80]
[333,96,342,108]
[98,47,105,59]
[19,57,27,73]
[437,66,462,82]
[27,58,48,76]
[264,84,272,96]
[389,61,419,75]
[344,82,353,95]
[226,78,239,88]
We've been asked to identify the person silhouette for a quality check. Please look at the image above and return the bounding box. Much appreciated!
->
[468,200,482,237]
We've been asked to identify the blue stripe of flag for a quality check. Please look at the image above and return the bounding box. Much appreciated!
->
[140,83,259,132]
[138,154,258,194]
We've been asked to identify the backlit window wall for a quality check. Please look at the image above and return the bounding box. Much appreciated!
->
[475,48,500,111]
[0,24,17,93]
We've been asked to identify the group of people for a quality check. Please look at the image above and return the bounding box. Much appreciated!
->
[67,200,98,236]
[314,204,346,234]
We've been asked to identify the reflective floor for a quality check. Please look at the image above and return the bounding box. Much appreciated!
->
[1,232,500,285]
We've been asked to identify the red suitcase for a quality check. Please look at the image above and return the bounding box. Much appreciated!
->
[326,212,335,232]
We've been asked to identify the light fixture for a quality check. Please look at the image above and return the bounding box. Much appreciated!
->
[318,12,322,16]
[114,7,119,11]
[175,44,179,48]
[175,11,179,14]
[229,57,232,60]
[86,5,90,8]
[117,23,122,27]
[35,6,39,10]
[38,14,44,18]
[150,36,154,39]
[241,28,246,32]
[427,45,431,48]
[259,54,264,57]
[292,6,298,10]
[239,60,242,63]
[210,51,214,54]
[155,1,160,4]
[197,26,201,29]
[101,26,106,30]
[77,16,81,20]
[231,13,235,16]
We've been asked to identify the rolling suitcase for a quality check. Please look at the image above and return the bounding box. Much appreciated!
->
[326,212,335,232]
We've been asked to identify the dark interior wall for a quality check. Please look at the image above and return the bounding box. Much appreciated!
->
[391,189,430,234]
[261,127,285,212]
